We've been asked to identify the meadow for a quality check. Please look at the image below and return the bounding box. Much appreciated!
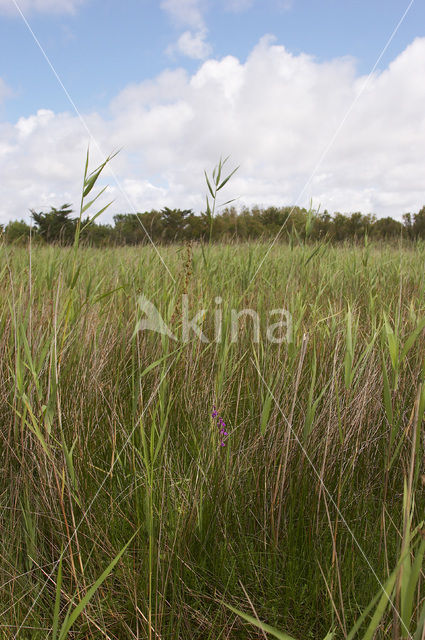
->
[1,237,425,639]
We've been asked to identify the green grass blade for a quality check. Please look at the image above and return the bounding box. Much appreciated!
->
[204,170,215,199]
[217,165,239,191]
[52,553,63,640]
[58,531,137,639]
[400,317,425,363]
[401,537,425,635]
[362,566,398,640]
[224,602,298,640]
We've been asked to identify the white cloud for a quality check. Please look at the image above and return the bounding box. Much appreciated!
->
[160,0,206,30]
[167,29,212,59]
[1,36,425,225]
[0,0,85,15]
[161,0,211,59]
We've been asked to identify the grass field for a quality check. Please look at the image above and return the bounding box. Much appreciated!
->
[1,240,425,639]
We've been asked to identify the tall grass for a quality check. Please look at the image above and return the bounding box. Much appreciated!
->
[1,229,425,637]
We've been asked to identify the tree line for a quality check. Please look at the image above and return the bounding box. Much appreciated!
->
[2,202,425,246]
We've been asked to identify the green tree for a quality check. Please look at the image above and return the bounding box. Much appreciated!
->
[160,207,193,242]
[402,212,413,239]
[372,216,403,240]
[113,211,162,244]
[413,205,425,238]
[30,203,75,244]
[80,221,115,247]
[314,209,332,239]
[4,220,32,244]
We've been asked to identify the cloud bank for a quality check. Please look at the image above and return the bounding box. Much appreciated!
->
[1,36,425,224]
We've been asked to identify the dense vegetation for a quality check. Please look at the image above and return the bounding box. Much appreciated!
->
[1,240,425,639]
[2,201,425,246]
[2,155,425,638]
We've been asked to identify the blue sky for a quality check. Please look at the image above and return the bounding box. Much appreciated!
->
[0,0,424,222]
[1,0,423,120]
